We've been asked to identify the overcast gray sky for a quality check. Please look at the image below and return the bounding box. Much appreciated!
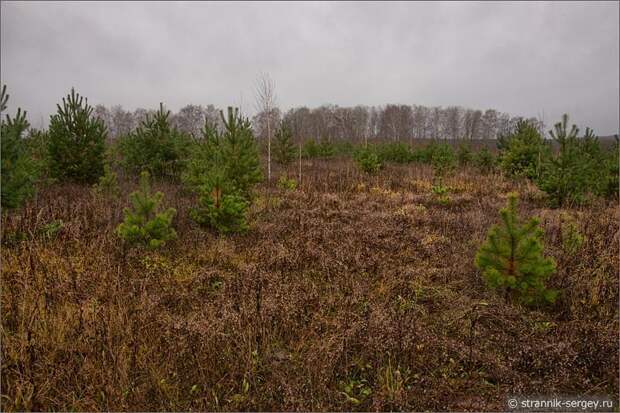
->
[1,1,619,134]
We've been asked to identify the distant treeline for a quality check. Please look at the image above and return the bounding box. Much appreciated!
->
[92,103,546,143]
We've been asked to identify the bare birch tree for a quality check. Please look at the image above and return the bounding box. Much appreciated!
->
[255,73,277,181]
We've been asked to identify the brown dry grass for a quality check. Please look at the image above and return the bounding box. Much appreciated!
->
[1,159,618,411]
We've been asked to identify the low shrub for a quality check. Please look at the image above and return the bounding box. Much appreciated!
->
[277,174,297,191]
[354,147,382,174]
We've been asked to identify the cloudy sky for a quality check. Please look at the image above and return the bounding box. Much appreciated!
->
[1,1,618,134]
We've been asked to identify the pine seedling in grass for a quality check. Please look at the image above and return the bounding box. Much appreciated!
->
[190,168,249,234]
[277,173,297,191]
[560,213,584,254]
[599,135,619,200]
[430,143,455,203]
[430,142,456,178]
[457,142,473,166]
[354,147,382,174]
[116,171,177,249]
[93,164,120,199]
[474,147,496,174]
[475,193,558,305]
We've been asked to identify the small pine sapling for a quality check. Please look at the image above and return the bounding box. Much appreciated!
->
[277,173,297,191]
[431,182,450,205]
[355,147,382,174]
[186,107,261,234]
[273,122,296,165]
[190,168,249,234]
[475,193,557,305]
[559,213,584,254]
[217,107,263,199]
[117,103,190,179]
[600,135,619,200]
[116,171,177,249]
[497,120,547,180]
[430,142,456,177]
[93,164,120,199]
[537,115,601,207]
[474,147,496,174]
[430,143,455,203]
[457,143,473,166]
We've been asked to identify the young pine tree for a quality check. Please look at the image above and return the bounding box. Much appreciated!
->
[599,135,619,200]
[456,142,473,166]
[186,107,262,233]
[430,142,456,187]
[183,118,222,190]
[118,103,190,178]
[190,167,249,234]
[218,107,263,198]
[537,114,601,207]
[475,193,557,305]
[92,164,120,199]
[1,85,39,209]
[354,147,382,174]
[116,171,177,249]
[48,88,107,183]
[474,147,496,174]
[272,122,296,165]
[497,119,548,180]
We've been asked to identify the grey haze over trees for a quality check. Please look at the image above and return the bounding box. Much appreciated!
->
[1,2,617,135]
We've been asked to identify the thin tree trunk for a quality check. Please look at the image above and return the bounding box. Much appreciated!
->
[298,142,302,185]
[267,114,271,181]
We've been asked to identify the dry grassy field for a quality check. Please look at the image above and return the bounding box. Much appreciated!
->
[1,159,618,411]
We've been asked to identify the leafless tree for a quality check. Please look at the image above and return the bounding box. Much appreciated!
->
[132,108,151,130]
[413,105,428,140]
[481,109,498,141]
[172,104,205,137]
[378,104,412,141]
[444,106,462,140]
[93,105,113,142]
[110,105,134,138]
[368,106,380,140]
[204,104,222,132]
[351,105,370,143]
[255,73,277,181]
[429,107,443,139]
[496,112,512,137]
[462,109,483,140]
[283,107,310,141]
[253,107,281,141]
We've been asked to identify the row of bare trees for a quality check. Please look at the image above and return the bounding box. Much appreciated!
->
[280,105,544,143]
[93,103,223,141]
[94,102,540,145]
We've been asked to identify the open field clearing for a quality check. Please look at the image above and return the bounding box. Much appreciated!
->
[2,159,618,411]
[2,3,619,411]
